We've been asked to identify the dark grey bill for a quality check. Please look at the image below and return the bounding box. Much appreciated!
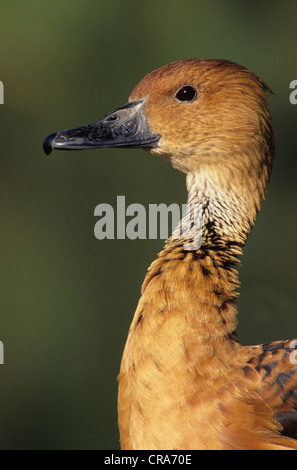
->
[43,99,160,155]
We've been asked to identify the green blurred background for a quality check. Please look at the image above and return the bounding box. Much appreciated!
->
[0,0,296,449]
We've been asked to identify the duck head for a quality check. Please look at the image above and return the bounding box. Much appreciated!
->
[44,59,273,174]
[44,59,274,241]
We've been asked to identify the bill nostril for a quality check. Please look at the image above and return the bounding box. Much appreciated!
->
[106,113,119,122]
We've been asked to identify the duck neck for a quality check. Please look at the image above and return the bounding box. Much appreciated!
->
[141,169,263,346]
[185,170,260,250]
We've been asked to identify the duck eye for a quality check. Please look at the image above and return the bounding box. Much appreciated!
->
[175,85,197,103]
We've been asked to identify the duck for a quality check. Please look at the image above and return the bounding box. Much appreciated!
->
[44,58,297,450]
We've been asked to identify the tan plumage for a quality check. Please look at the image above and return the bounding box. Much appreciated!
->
[118,60,297,450]
[44,58,297,450]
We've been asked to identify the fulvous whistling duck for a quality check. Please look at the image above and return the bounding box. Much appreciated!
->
[44,59,297,450]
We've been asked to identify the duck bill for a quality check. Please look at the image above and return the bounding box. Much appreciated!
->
[43,98,160,155]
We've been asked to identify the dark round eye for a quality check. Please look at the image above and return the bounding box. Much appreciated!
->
[175,85,197,103]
